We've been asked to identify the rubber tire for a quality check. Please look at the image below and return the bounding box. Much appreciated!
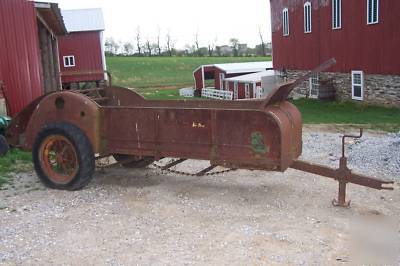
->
[113,154,154,168]
[0,135,9,156]
[32,122,95,190]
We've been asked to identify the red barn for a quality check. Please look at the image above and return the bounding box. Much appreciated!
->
[58,8,106,89]
[0,0,66,116]
[270,0,400,106]
[193,61,273,92]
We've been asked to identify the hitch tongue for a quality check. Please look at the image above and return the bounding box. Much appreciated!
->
[291,128,394,207]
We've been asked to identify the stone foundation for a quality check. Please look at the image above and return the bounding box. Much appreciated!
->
[286,70,400,107]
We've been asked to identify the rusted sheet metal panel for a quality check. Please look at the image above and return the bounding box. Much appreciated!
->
[0,0,43,116]
[58,31,105,83]
[271,0,400,74]
[100,99,302,171]
[7,91,102,153]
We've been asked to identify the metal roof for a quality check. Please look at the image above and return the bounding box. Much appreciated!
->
[61,8,105,32]
[225,70,280,82]
[35,2,67,35]
[214,61,273,74]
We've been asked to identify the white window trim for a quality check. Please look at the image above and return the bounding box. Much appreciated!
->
[245,83,250,99]
[332,0,342,29]
[234,82,238,100]
[309,73,319,99]
[63,55,75,68]
[219,73,225,90]
[225,80,229,91]
[351,70,364,101]
[252,82,257,98]
[367,0,379,25]
[304,2,312,33]
[282,8,289,36]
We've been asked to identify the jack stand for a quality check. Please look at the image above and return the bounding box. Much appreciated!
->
[332,181,351,207]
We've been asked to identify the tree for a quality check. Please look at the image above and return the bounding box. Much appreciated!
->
[208,37,217,57]
[194,30,201,56]
[258,27,266,57]
[215,46,222,57]
[136,27,142,56]
[123,42,134,56]
[166,31,173,57]
[145,39,152,56]
[156,27,162,56]
[105,37,120,55]
[230,38,240,57]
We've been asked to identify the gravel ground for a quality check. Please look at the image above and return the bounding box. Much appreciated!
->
[0,126,399,265]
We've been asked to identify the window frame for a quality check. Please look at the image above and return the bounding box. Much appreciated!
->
[351,70,364,101]
[63,55,75,68]
[282,8,289,36]
[233,82,239,100]
[367,0,379,25]
[304,2,312,33]
[309,73,319,99]
[332,0,342,29]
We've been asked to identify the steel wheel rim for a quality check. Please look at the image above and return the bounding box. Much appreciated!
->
[39,135,78,185]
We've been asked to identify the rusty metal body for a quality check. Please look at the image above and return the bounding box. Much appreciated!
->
[6,60,394,206]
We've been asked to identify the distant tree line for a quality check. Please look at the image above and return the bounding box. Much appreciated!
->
[105,26,272,57]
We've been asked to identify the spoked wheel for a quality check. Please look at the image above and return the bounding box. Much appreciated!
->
[39,135,78,185]
[33,123,95,190]
[113,154,154,168]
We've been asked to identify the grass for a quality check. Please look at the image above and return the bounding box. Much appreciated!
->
[0,149,32,188]
[107,56,272,89]
[292,98,400,131]
[133,87,185,100]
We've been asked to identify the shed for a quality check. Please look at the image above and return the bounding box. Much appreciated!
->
[193,61,273,91]
[0,0,66,116]
[224,70,283,99]
[58,8,106,89]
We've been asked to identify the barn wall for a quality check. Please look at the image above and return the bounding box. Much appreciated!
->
[271,0,400,75]
[0,0,43,116]
[193,68,203,89]
[58,31,104,83]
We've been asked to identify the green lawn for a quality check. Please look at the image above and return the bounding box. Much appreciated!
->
[0,149,31,188]
[107,56,272,89]
[293,98,400,131]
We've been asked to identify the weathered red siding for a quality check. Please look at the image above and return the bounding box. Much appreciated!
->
[0,0,43,116]
[193,68,203,89]
[58,31,104,83]
[271,0,400,74]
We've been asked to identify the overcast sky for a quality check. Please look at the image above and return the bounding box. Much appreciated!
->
[49,0,271,49]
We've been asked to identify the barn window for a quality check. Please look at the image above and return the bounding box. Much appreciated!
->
[304,2,312,33]
[332,0,342,29]
[351,71,364,101]
[63,55,75,67]
[309,73,319,98]
[367,0,379,24]
[282,8,289,36]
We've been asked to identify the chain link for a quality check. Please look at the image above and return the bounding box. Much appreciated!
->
[152,159,237,177]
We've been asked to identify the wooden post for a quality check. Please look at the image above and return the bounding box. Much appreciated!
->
[39,24,51,94]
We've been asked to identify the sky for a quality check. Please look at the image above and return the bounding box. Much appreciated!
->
[49,0,272,49]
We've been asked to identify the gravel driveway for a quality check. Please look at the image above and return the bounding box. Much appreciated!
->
[1,126,399,265]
